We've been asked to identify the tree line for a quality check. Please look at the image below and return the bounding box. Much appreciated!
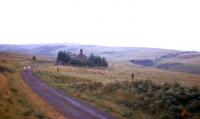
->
[130,59,155,67]
[56,51,108,67]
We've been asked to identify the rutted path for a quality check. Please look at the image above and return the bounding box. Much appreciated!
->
[21,70,117,119]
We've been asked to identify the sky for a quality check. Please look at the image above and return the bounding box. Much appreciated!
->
[0,0,200,51]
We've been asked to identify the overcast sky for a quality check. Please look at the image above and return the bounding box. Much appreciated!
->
[0,0,199,50]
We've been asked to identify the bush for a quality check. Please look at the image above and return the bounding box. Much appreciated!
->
[88,81,103,90]
[32,56,36,61]
[10,88,18,93]
[35,112,45,119]
[103,82,121,93]
[129,80,200,118]
[0,66,14,73]
[23,109,34,117]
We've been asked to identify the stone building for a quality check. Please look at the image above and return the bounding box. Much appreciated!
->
[69,49,87,60]
[76,49,87,59]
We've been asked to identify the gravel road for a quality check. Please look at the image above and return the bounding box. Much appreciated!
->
[21,70,117,119]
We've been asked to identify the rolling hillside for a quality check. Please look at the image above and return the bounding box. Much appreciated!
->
[155,52,200,74]
[0,51,200,119]
[130,51,200,74]
[1,43,200,74]
[0,44,179,60]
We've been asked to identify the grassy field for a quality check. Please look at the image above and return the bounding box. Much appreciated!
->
[0,53,65,119]
[34,61,200,119]
[2,51,199,119]
[156,55,200,74]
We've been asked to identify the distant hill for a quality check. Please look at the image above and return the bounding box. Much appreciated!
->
[2,43,200,74]
[0,43,179,61]
[130,51,200,74]
[155,51,200,74]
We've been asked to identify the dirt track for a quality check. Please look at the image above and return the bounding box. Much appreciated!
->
[22,70,117,119]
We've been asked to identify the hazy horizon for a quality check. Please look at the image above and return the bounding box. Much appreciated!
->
[0,42,199,52]
[0,0,200,51]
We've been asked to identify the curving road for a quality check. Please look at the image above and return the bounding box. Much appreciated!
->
[21,70,117,119]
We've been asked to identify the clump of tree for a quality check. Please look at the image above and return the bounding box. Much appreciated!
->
[130,59,156,67]
[56,51,108,67]
[88,54,108,67]
[56,51,70,63]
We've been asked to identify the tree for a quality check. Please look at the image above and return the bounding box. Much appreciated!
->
[32,56,36,61]
[88,54,108,67]
[101,57,108,67]
[57,51,70,64]
[56,51,108,67]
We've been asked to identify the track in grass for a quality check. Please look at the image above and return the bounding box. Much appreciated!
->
[22,70,117,119]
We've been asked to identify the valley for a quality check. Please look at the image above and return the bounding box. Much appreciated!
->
[0,44,200,119]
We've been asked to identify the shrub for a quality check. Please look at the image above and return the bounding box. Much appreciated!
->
[35,112,45,119]
[0,66,14,73]
[80,81,103,91]
[23,109,34,117]
[10,88,18,93]
[103,82,121,93]
[129,80,200,118]
[32,56,36,61]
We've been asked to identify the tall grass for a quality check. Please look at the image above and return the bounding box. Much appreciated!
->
[0,53,51,119]
[36,70,200,119]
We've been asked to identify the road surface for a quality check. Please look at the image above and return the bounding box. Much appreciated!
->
[21,70,117,119]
